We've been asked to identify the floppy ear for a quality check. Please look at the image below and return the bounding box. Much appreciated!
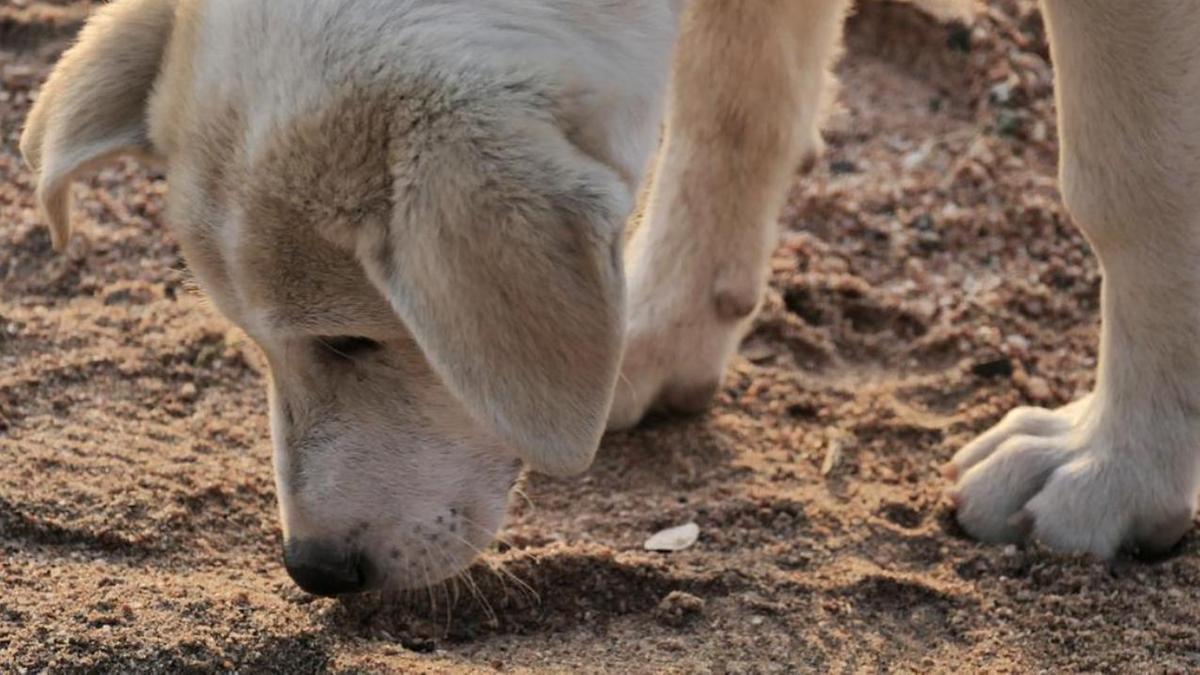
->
[358,116,629,476]
[19,0,175,252]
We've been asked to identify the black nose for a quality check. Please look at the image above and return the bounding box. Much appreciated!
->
[283,540,371,597]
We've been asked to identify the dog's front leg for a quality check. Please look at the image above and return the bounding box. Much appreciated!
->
[608,0,851,429]
[949,1,1200,557]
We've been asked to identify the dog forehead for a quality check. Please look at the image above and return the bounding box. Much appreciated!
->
[168,109,401,339]
[240,235,400,337]
[171,182,399,341]
[159,0,680,340]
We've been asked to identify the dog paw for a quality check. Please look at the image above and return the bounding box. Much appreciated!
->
[606,261,760,431]
[945,397,1198,558]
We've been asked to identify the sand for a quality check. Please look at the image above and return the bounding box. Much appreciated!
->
[2,1,1199,672]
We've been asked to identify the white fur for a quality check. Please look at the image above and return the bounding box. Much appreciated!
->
[618,0,1200,558]
[609,0,852,427]
[20,0,1200,598]
[22,0,679,591]
[947,0,1200,557]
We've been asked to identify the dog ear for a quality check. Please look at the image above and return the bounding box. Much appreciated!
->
[359,117,629,476]
[20,0,175,252]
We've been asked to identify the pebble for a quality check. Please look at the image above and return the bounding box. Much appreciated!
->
[2,64,36,90]
[644,522,700,552]
[655,591,705,628]
[1025,376,1051,401]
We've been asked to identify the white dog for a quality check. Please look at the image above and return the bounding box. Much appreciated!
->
[21,0,1200,596]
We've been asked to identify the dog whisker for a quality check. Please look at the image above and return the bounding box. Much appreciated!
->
[456,512,537,561]
[511,486,537,514]
[440,528,513,595]
[430,543,499,627]
[416,541,438,620]
[461,566,498,626]
[443,527,540,606]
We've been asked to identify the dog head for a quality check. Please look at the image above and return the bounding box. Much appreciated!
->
[22,0,676,594]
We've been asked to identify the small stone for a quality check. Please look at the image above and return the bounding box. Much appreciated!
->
[1005,334,1030,355]
[2,64,36,90]
[644,522,700,552]
[822,431,854,476]
[829,159,858,174]
[741,342,776,364]
[971,356,1014,378]
[655,591,705,627]
[1025,376,1051,401]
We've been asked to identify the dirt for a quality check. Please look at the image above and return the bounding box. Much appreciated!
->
[3,1,1200,672]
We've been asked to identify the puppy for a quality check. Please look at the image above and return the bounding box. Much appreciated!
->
[23,0,680,595]
[22,0,1200,598]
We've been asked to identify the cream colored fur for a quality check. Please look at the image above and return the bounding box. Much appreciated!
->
[19,0,1200,595]
[608,0,852,427]
[945,1,1200,557]
[19,0,175,251]
[23,0,679,591]
[619,0,1200,559]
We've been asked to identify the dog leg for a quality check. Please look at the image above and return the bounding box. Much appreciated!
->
[948,1,1200,557]
[608,0,851,429]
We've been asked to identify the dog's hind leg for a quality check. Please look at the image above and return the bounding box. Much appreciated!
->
[607,0,851,430]
[949,1,1200,557]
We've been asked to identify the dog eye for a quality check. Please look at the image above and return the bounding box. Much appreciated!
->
[318,336,383,360]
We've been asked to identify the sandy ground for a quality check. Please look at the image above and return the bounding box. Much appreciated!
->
[3,1,1200,672]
